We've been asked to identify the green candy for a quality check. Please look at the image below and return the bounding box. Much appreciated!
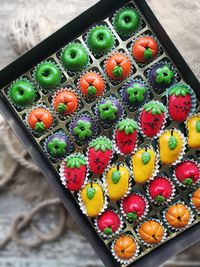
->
[127,83,146,103]
[35,62,61,89]
[156,65,174,85]
[114,7,140,36]
[62,43,89,72]
[73,120,92,141]
[9,80,36,107]
[98,101,118,121]
[87,26,114,54]
[47,138,67,158]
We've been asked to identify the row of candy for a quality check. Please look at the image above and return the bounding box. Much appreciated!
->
[36,107,200,163]
[8,56,180,111]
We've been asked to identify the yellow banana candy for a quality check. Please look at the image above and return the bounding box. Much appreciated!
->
[131,148,156,183]
[81,182,104,217]
[159,128,184,165]
[106,164,130,201]
[186,114,200,149]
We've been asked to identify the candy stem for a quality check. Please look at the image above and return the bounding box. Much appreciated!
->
[155,195,166,203]
[35,122,45,132]
[104,227,113,235]
[88,86,97,96]
[183,178,193,186]
[127,212,137,221]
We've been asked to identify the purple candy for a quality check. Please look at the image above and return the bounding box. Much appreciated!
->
[46,133,71,159]
[70,116,96,142]
[96,98,123,125]
[149,62,175,91]
[122,81,147,110]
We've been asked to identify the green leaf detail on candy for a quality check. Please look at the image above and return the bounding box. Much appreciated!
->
[113,65,123,78]
[127,212,137,221]
[127,83,146,103]
[169,84,190,97]
[168,136,178,150]
[73,120,92,141]
[98,100,118,120]
[112,170,121,184]
[196,120,200,133]
[155,195,166,203]
[156,65,174,85]
[104,227,113,235]
[142,151,151,165]
[88,86,97,96]
[144,101,165,115]
[66,154,86,169]
[35,122,45,132]
[87,187,96,200]
[58,103,67,114]
[89,137,112,152]
[144,48,153,60]
[117,119,138,135]
[48,138,67,157]
[183,178,193,186]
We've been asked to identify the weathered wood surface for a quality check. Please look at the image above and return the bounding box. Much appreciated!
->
[0,1,200,267]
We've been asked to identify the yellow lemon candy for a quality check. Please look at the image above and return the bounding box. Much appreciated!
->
[187,114,200,149]
[159,129,184,165]
[106,164,129,201]
[131,148,156,183]
[81,183,104,217]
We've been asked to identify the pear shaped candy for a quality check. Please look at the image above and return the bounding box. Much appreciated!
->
[106,164,130,201]
[186,114,200,149]
[131,147,158,183]
[159,128,185,165]
[81,182,105,217]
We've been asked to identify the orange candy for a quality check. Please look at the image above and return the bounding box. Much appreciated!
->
[192,188,200,211]
[139,220,164,244]
[114,235,136,260]
[79,72,105,97]
[165,204,190,229]
[132,36,158,63]
[54,90,78,116]
[28,108,53,131]
[105,53,132,81]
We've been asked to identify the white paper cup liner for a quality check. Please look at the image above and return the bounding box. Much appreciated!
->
[138,100,168,140]
[59,153,89,191]
[77,179,108,218]
[129,145,160,184]
[25,103,56,136]
[163,201,194,232]
[120,193,149,223]
[137,218,167,247]
[102,162,132,202]
[172,158,200,188]
[157,127,187,166]
[111,234,140,265]
[94,209,124,239]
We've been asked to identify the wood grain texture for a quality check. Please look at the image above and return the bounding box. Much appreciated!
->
[0,0,199,267]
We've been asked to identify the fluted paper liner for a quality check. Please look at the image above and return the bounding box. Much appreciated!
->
[120,193,149,223]
[111,234,140,265]
[163,201,194,232]
[94,209,124,239]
